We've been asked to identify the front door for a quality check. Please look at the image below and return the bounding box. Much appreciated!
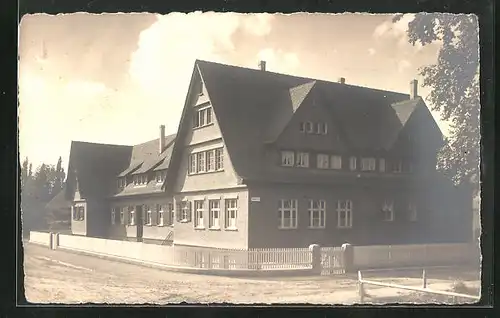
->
[136,205,143,242]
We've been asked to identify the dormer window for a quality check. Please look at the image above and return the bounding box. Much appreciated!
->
[306,121,314,133]
[155,170,166,183]
[193,106,213,128]
[133,174,148,186]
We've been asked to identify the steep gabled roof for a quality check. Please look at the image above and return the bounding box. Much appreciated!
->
[65,141,132,199]
[128,134,176,175]
[193,60,432,182]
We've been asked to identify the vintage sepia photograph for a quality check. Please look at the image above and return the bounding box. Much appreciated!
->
[19,12,481,305]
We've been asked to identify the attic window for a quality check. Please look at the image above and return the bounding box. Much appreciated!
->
[156,170,166,183]
[316,123,328,135]
[133,174,148,186]
[306,121,314,133]
[193,106,213,128]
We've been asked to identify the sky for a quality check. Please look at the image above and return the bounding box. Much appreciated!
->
[18,12,446,169]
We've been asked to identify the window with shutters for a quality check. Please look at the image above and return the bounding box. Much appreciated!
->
[167,203,174,226]
[156,204,164,226]
[145,205,152,225]
[179,201,191,223]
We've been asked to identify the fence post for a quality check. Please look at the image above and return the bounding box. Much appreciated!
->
[309,244,321,275]
[53,233,60,250]
[358,270,365,304]
[341,243,354,273]
[422,268,427,288]
[48,232,54,249]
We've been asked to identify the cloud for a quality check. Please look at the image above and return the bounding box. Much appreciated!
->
[368,48,376,56]
[255,48,300,73]
[372,14,424,51]
[397,59,412,73]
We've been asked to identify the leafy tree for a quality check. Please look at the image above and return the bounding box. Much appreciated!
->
[394,13,480,193]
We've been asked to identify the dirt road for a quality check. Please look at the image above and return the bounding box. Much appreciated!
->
[22,243,480,305]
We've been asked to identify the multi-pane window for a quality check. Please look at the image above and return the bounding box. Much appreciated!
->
[215,148,224,170]
[408,202,417,221]
[128,206,136,225]
[278,199,298,229]
[194,200,205,228]
[317,154,329,169]
[361,157,376,171]
[209,200,221,229]
[349,156,357,171]
[120,207,126,225]
[206,150,215,172]
[296,152,310,168]
[73,206,85,221]
[156,204,164,226]
[167,203,174,226]
[196,152,206,173]
[180,201,191,222]
[193,106,213,128]
[382,200,394,221]
[155,170,166,183]
[337,200,353,228]
[133,174,148,186]
[300,121,327,135]
[308,200,326,228]
[281,151,295,167]
[225,199,238,229]
[379,158,386,172]
[145,205,152,225]
[189,148,224,174]
[331,155,342,169]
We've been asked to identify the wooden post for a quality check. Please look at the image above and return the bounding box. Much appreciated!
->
[422,268,427,288]
[358,270,365,304]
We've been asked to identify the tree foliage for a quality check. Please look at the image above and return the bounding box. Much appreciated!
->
[20,157,67,233]
[394,13,480,191]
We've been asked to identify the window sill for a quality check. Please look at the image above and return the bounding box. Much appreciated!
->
[179,220,189,223]
[337,226,352,229]
[194,226,206,230]
[307,226,326,230]
[225,227,238,231]
[209,227,221,231]
[188,169,224,176]
[193,123,215,131]
[278,227,298,230]
[132,184,148,188]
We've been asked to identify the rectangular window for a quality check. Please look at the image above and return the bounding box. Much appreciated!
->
[299,122,306,133]
[156,204,164,226]
[321,122,328,135]
[156,170,166,183]
[331,155,342,170]
[296,152,310,168]
[73,206,84,221]
[128,206,135,226]
[392,160,402,173]
[198,109,206,127]
[215,148,224,170]
[306,121,314,133]
[111,207,116,225]
[188,154,196,174]
[206,107,213,125]
[308,200,326,228]
[120,207,125,225]
[181,201,191,222]
[281,151,295,167]
[225,199,238,229]
[382,200,394,221]
[409,202,417,222]
[316,122,322,134]
[145,205,152,225]
[317,154,329,169]
[167,203,174,226]
[337,200,353,228]
[379,158,386,172]
[279,199,298,229]
[193,107,213,128]
[349,156,357,171]
[207,150,215,172]
[194,200,205,228]
[209,200,221,229]
[361,157,376,171]
[196,152,206,173]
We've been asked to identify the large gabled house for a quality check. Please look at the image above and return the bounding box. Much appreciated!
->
[163,60,472,249]
[63,60,472,250]
[65,128,176,244]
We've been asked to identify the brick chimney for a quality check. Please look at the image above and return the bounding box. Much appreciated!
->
[258,60,266,71]
[159,125,165,154]
[338,77,346,84]
[410,79,418,99]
